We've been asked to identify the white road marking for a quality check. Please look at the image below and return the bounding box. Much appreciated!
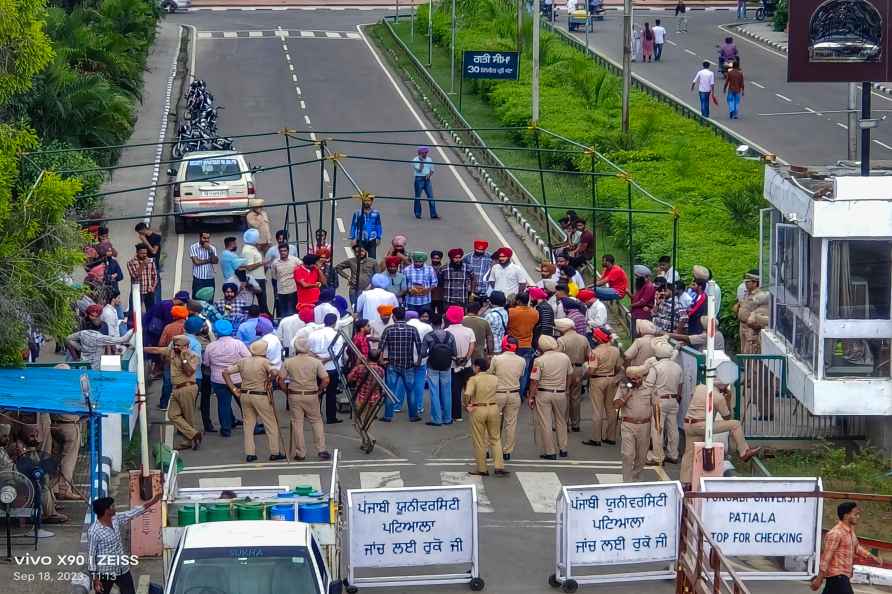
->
[315,150,323,159]
[775,93,792,102]
[346,32,361,39]
[173,232,184,292]
[277,30,290,38]
[684,48,696,56]
[837,122,849,130]
[805,107,816,113]
[358,26,532,278]
[309,132,317,140]
[343,246,354,258]
[289,64,294,71]
[282,44,287,51]
[292,75,298,83]
[360,471,404,489]
[300,100,306,109]
[296,86,302,95]
[595,473,624,484]
[223,31,237,38]
[278,474,322,490]
[198,31,212,38]
[286,54,291,62]
[667,40,677,46]
[323,170,331,183]
[248,31,263,38]
[301,30,316,37]
[874,139,892,150]
[304,114,312,125]
[199,477,243,488]
[441,471,493,513]
[516,471,562,514]
[336,217,346,233]
[326,31,342,38]
[751,81,765,89]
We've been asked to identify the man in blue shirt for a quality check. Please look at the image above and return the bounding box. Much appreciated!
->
[220,236,246,281]
[349,194,383,258]
[412,146,439,220]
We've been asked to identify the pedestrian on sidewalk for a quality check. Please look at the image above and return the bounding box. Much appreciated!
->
[653,19,667,61]
[724,59,745,119]
[691,61,716,118]
[632,24,642,62]
[642,22,655,62]
[89,492,162,594]
[736,0,746,19]
[412,146,439,219]
[189,232,219,300]
[675,0,687,33]
[465,358,510,477]
[811,502,883,594]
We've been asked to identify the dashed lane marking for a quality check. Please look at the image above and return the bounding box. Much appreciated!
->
[300,100,306,109]
[292,74,298,83]
[874,139,892,150]
[775,93,792,102]
[296,86,302,95]
[684,48,696,56]
[837,122,849,130]
[441,471,493,513]
[304,114,312,125]
[222,31,237,38]
[336,217,346,233]
[343,246,354,258]
[751,81,765,89]
[516,471,562,514]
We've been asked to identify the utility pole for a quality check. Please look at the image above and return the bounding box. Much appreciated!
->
[532,6,540,122]
[517,0,523,52]
[848,83,858,161]
[450,0,457,93]
[861,81,872,176]
[621,0,632,135]
[427,0,433,67]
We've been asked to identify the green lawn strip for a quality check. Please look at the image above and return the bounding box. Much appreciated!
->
[762,446,892,545]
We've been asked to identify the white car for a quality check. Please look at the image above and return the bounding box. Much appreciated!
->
[164,520,341,594]
[170,151,262,232]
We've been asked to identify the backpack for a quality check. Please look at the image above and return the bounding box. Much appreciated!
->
[427,330,454,371]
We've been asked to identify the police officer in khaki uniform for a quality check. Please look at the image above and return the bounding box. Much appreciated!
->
[555,318,591,433]
[613,361,658,482]
[624,319,658,366]
[224,341,286,462]
[489,336,526,460]
[147,335,202,450]
[584,328,623,446]
[644,338,683,465]
[464,358,509,477]
[277,336,331,461]
[734,272,773,420]
[680,382,762,484]
[51,414,83,500]
[529,335,573,460]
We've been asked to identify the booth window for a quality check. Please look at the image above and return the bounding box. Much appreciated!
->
[824,338,890,378]
[827,240,892,319]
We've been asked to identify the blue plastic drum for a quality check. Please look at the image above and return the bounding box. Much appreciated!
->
[270,504,296,521]
[297,501,329,524]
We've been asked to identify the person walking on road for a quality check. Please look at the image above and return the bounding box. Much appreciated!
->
[529,335,572,460]
[278,335,331,461]
[189,232,219,301]
[812,502,883,594]
[465,358,510,477]
[724,59,745,119]
[223,340,286,462]
[412,146,439,219]
[653,19,667,61]
[632,23,642,62]
[584,328,622,446]
[675,0,687,33]
[613,361,657,482]
[349,194,383,257]
[691,61,716,118]
[642,22,655,62]
[490,336,525,460]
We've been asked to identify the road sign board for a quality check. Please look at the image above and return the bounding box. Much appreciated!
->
[462,51,520,80]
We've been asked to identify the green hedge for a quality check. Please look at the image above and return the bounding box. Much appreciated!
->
[416,0,764,329]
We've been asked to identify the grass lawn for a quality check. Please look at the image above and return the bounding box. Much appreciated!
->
[375,19,630,271]
[762,445,892,546]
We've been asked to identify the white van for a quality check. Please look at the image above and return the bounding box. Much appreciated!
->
[170,151,262,232]
[164,520,342,594]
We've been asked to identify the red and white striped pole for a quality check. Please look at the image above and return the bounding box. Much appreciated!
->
[704,284,718,447]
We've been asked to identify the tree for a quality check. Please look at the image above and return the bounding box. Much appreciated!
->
[0,123,83,364]
[0,0,55,106]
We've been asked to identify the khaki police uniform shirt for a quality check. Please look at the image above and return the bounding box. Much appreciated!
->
[624,335,655,366]
[281,354,328,392]
[227,356,273,392]
[685,384,733,421]
[590,343,622,377]
[530,350,573,391]
[463,373,499,407]
[644,358,683,397]
[170,350,200,385]
[613,383,657,420]
[489,352,526,392]
[558,331,591,365]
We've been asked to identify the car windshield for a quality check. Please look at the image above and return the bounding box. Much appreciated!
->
[169,546,320,594]
[185,158,243,182]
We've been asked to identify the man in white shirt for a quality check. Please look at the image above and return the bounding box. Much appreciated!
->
[566,0,577,12]
[652,19,667,61]
[277,309,307,357]
[579,289,608,333]
[101,291,124,338]
[261,329,284,371]
[486,247,527,298]
[356,273,400,324]
[308,314,345,423]
[190,232,219,301]
[270,243,300,318]
[314,288,340,325]
[241,228,271,314]
[691,61,715,118]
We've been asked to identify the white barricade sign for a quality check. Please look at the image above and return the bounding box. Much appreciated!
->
[699,477,822,580]
[553,481,683,587]
[347,485,482,589]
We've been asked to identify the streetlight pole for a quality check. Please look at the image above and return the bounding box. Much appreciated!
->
[428,0,433,67]
[621,0,632,135]
[516,0,523,52]
[532,5,540,122]
[450,0,457,93]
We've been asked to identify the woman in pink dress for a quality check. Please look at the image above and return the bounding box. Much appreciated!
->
[642,22,655,62]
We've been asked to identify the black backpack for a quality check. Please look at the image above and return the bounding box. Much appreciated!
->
[427,331,454,371]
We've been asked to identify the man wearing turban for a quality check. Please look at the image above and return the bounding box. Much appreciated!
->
[383,256,408,300]
[412,146,439,219]
[404,251,438,314]
[241,228,270,315]
[463,240,492,299]
[441,248,473,308]
[486,247,527,298]
[356,273,399,325]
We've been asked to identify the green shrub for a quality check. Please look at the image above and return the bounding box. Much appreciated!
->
[773,0,788,32]
[19,140,106,214]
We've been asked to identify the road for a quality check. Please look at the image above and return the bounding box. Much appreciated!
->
[552,9,892,164]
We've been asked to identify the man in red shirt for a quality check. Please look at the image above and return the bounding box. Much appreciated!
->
[593,255,628,301]
[294,253,323,307]
[812,501,881,594]
[630,270,656,321]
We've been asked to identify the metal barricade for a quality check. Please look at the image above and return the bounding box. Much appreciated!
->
[676,500,751,594]
[735,354,866,439]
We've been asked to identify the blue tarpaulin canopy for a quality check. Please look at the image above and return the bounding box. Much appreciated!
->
[0,367,137,415]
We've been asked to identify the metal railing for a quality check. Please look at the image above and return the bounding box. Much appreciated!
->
[676,500,751,594]
[735,354,866,440]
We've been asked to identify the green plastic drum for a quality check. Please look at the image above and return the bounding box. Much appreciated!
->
[235,502,266,520]
[177,505,208,526]
[292,485,315,496]
[203,503,233,522]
